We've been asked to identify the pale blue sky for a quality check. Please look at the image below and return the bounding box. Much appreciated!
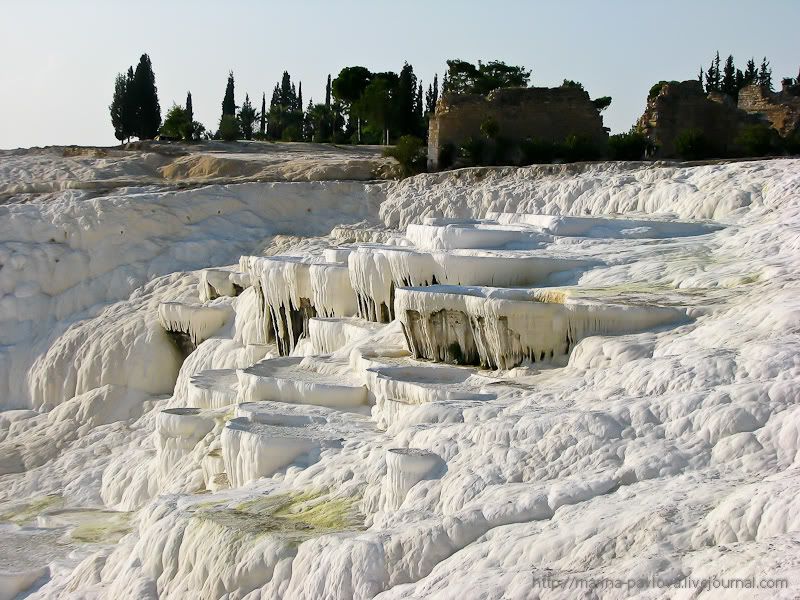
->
[1,0,798,149]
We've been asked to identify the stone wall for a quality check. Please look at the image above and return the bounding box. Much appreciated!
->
[427,87,607,169]
[636,80,762,158]
[738,83,800,137]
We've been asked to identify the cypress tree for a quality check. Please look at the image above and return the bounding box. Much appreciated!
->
[745,58,758,85]
[132,53,161,139]
[325,74,332,108]
[186,92,193,124]
[721,55,737,97]
[425,74,440,114]
[122,67,136,142]
[758,58,773,91]
[735,69,745,93]
[184,91,194,140]
[260,92,266,136]
[280,72,292,107]
[239,94,256,140]
[396,63,417,137]
[110,73,128,142]
[705,52,721,92]
[222,71,236,117]
[298,82,303,115]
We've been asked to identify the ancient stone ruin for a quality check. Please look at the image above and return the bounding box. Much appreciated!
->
[427,87,608,169]
[637,80,761,158]
[738,81,800,137]
[638,80,800,158]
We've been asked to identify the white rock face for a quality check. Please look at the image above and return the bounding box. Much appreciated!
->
[2,156,800,599]
[395,285,687,369]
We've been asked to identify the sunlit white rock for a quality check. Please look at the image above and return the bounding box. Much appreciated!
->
[186,369,239,409]
[157,301,232,351]
[306,317,384,355]
[396,285,687,369]
[382,448,443,510]
[405,222,552,250]
[237,356,368,409]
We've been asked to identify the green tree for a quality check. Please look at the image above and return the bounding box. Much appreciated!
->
[332,66,372,142]
[239,94,257,140]
[131,53,161,139]
[608,131,653,160]
[395,63,418,138]
[185,92,193,126]
[184,91,194,140]
[592,96,612,112]
[383,135,426,177]
[160,104,190,139]
[122,67,136,141]
[425,74,439,113]
[325,74,332,107]
[705,51,721,92]
[561,79,584,90]
[744,58,758,85]
[267,71,302,140]
[757,57,773,90]
[259,92,266,136]
[721,55,738,97]
[735,69,745,93]
[110,73,129,142]
[222,71,236,117]
[217,114,240,141]
[360,73,398,144]
[444,59,530,95]
[415,83,424,133]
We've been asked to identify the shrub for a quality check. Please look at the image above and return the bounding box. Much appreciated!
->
[160,105,191,140]
[217,114,240,142]
[784,131,800,155]
[648,80,679,100]
[491,137,514,165]
[480,117,500,140]
[674,128,712,160]
[281,125,302,142]
[459,137,486,166]
[519,138,558,165]
[438,143,456,169]
[383,135,427,177]
[735,124,775,157]
[563,134,601,162]
[608,131,652,161]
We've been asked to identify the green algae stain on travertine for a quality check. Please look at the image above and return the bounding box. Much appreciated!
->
[193,489,365,542]
[0,494,64,524]
[69,511,133,544]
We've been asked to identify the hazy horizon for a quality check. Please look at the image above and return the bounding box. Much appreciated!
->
[1,0,798,149]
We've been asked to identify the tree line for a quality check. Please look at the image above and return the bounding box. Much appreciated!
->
[110,52,799,158]
[109,55,541,145]
[699,52,774,100]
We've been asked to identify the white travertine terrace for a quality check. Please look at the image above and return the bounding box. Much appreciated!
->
[198,268,240,302]
[405,222,552,250]
[382,448,443,510]
[3,156,799,599]
[237,356,368,409]
[186,369,239,409]
[157,301,232,349]
[486,211,723,238]
[348,244,588,322]
[395,285,687,369]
